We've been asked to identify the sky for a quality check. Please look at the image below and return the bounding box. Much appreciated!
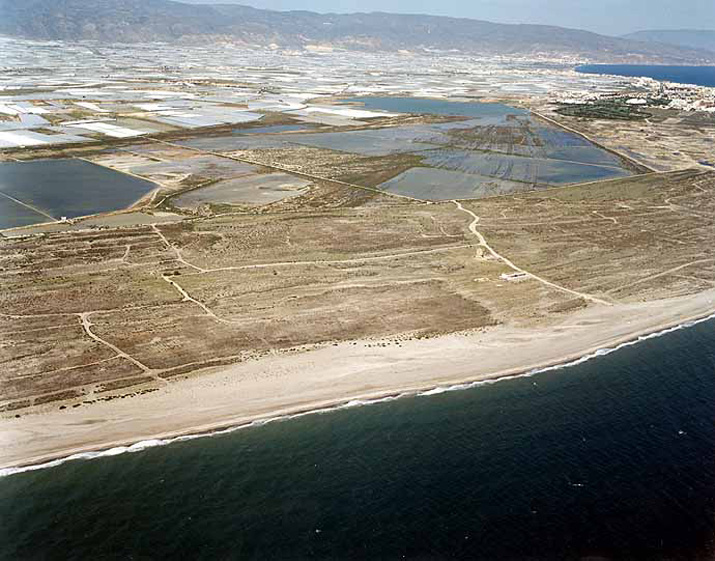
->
[180,0,715,36]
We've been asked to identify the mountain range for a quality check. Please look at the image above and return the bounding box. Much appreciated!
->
[624,30,715,54]
[0,0,713,63]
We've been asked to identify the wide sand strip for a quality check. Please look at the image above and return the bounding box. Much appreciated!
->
[1,289,714,470]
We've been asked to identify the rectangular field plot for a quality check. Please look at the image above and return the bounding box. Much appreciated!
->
[534,127,593,147]
[0,159,156,229]
[344,97,529,119]
[235,124,314,134]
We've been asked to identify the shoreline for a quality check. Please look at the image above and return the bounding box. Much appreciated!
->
[2,289,715,474]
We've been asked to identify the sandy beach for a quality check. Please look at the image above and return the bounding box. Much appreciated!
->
[2,288,714,471]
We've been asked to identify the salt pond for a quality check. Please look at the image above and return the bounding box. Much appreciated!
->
[380,167,533,200]
[0,159,156,229]
[422,148,630,186]
[345,97,529,118]
[335,97,635,199]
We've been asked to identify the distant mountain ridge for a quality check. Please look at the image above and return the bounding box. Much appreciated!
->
[0,0,713,63]
[623,30,715,54]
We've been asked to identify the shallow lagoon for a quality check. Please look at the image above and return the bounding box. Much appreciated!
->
[380,167,532,200]
[422,148,630,186]
[0,159,156,229]
[333,97,635,199]
[345,96,529,118]
[290,130,439,156]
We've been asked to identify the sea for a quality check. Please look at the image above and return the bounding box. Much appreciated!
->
[1,316,714,560]
[576,65,715,88]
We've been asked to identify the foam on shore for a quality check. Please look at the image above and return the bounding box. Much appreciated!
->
[2,311,713,478]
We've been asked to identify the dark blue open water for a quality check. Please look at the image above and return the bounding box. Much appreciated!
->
[0,159,156,229]
[1,318,714,560]
[576,65,715,87]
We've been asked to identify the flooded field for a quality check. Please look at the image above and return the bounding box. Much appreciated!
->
[0,159,156,230]
[1,98,640,227]
[422,148,630,185]
[0,196,47,229]
[379,167,532,200]
[345,97,529,118]
[330,97,637,199]
[290,130,438,156]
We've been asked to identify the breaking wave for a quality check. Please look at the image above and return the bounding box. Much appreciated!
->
[2,311,713,478]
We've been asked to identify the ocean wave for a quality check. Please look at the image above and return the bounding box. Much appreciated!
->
[2,311,713,478]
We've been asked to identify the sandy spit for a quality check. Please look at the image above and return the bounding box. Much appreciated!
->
[1,288,714,470]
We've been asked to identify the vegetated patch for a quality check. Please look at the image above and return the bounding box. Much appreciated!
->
[34,389,81,405]
[555,101,651,121]
[0,399,32,413]
[96,376,156,393]
[547,297,587,314]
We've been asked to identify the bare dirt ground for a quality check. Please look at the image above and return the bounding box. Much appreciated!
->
[2,162,714,416]
[2,98,715,422]
[471,169,715,302]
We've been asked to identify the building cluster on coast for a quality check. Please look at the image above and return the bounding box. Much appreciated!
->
[554,75,715,112]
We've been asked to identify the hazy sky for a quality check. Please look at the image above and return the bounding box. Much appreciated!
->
[181,0,715,36]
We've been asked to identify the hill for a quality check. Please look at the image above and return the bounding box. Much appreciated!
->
[0,0,713,63]
[624,30,715,54]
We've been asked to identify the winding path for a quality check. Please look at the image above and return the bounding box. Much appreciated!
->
[452,200,613,306]
[78,312,153,373]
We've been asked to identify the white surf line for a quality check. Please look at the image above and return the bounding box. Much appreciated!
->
[0,190,57,222]
[151,224,207,273]
[4,308,714,478]
[78,312,152,373]
[452,200,613,306]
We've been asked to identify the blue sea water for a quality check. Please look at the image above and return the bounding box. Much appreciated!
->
[576,65,715,87]
[1,317,714,560]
